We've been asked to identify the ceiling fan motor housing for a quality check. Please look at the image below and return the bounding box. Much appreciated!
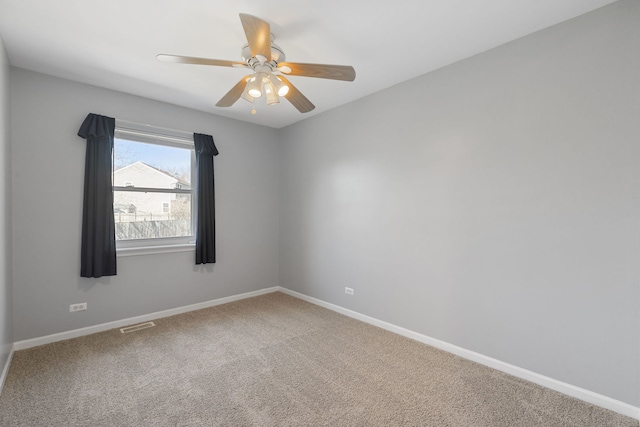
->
[241,41,286,68]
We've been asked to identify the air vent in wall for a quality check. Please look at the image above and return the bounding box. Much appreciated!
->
[120,321,155,333]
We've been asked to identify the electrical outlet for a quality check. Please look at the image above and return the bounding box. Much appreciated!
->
[345,287,354,295]
[69,303,87,312]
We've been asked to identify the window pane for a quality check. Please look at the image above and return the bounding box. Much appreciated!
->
[114,191,192,240]
[113,138,191,190]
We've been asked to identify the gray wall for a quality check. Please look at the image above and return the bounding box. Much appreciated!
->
[11,69,280,341]
[279,0,639,406]
[0,34,13,371]
[5,0,638,409]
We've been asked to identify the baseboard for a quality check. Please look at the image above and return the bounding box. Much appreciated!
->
[277,287,640,421]
[7,285,639,420]
[0,344,15,396]
[13,287,280,351]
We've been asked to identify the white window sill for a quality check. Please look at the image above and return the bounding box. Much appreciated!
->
[116,244,195,257]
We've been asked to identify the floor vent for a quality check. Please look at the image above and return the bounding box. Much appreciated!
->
[120,321,155,334]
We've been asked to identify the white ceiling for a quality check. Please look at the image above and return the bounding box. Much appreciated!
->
[0,0,617,129]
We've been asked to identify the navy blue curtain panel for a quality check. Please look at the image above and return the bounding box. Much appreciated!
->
[194,133,219,264]
[78,113,117,277]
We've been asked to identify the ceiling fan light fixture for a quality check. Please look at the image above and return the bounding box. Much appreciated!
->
[278,85,289,97]
[264,80,280,105]
[269,74,289,96]
[241,90,255,103]
[246,75,262,98]
[158,14,354,114]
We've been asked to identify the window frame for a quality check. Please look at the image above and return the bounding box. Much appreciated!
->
[113,124,196,256]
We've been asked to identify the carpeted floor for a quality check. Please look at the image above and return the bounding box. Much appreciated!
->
[0,292,636,426]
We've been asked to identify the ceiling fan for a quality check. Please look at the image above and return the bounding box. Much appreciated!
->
[157,13,356,114]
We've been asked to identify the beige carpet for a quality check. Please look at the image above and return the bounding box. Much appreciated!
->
[0,292,636,426]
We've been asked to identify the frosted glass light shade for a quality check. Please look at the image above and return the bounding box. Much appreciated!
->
[264,80,279,105]
[246,75,262,98]
[270,74,289,96]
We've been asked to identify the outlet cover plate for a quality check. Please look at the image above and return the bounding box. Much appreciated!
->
[70,302,87,312]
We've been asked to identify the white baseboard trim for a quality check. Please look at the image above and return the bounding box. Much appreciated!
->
[13,287,280,351]
[0,344,15,396]
[277,287,640,421]
[7,286,639,421]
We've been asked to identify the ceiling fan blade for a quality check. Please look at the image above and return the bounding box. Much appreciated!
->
[239,13,272,62]
[216,75,252,107]
[278,75,315,113]
[157,54,247,68]
[277,62,356,81]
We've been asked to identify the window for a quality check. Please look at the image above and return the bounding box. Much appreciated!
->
[113,124,196,253]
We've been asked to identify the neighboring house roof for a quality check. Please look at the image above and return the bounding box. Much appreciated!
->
[114,161,190,189]
[143,162,191,187]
